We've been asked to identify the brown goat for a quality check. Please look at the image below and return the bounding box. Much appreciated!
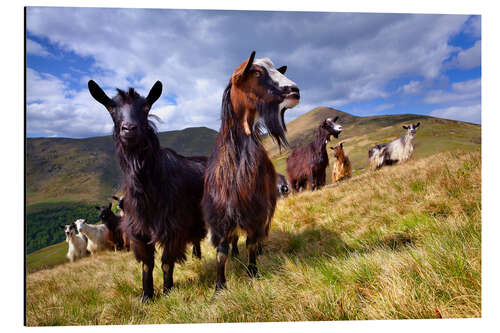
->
[202,51,300,297]
[330,142,351,183]
[286,117,343,191]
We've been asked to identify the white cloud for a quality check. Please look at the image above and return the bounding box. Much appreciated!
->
[453,40,481,70]
[25,8,480,137]
[26,38,51,57]
[401,80,423,95]
[424,78,481,104]
[374,103,395,112]
[425,78,481,124]
[27,68,114,137]
[430,104,481,124]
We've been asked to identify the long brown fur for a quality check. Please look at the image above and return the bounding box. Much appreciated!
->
[202,52,299,295]
[330,143,352,183]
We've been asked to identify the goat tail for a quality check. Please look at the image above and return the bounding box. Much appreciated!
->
[368,147,383,170]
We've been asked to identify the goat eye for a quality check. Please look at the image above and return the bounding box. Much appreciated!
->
[254,71,261,78]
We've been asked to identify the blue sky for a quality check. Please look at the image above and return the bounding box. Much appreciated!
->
[26,8,481,138]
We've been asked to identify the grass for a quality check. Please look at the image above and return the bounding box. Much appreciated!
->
[26,150,481,325]
[26,241,68,273]
[265,109,480,178]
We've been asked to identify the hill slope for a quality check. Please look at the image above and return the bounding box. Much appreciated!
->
[264,107,481,178]
[26,126,217,206]
[26,126,217,254]
[26,150,481,324]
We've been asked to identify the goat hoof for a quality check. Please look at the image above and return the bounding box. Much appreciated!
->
[247,264,258,278]
[140,292,153,303]
[211,285,226,301]
[163,286,173,295]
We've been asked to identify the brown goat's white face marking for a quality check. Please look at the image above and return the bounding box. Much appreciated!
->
[253,58,300,110]
[327,118,343,133]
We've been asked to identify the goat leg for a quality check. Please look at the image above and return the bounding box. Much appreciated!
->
[231,236,239,257]
[213,241,229,299]
[246,237,259,277]
[192,241,202,259]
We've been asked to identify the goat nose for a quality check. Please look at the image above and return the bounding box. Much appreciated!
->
[285,85,300,99]
[121,123,137,132]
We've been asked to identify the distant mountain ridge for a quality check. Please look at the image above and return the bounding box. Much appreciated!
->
[26,126,218,206]
[263,106,481,175]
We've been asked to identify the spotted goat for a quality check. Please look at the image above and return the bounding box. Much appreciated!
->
[74,218,112,255]
[368,122,420,170]
[60,222,89,262]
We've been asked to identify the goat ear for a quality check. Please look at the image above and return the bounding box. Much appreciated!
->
[333,116,339,123]
[88,80,115,111]
[111,196,119,201]
[402,125,408,129]
[277,66,287,74]
[146,81,162,108]
[340,142,344,148]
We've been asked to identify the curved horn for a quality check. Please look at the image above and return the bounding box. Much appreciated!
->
[243,51,256,75]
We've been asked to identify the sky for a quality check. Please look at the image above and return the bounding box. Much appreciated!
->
[25,7,481,138]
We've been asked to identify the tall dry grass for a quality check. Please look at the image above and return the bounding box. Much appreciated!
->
[26,150,481,325]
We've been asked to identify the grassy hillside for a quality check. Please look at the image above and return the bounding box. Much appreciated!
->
[27,241,68,273]
[26,126,217,252]
[26,150,481,325]
[26,203,101,254]
[265,107,481,179]
[27,126,217,206]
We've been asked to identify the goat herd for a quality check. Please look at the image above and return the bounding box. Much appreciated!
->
[58,51,420,302]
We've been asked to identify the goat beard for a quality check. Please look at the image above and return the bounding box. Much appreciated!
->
[256,101,289,149]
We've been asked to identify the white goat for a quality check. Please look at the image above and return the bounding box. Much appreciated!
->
[368,122,420,170]
[60,222,89,262]
[74,218,112,255]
